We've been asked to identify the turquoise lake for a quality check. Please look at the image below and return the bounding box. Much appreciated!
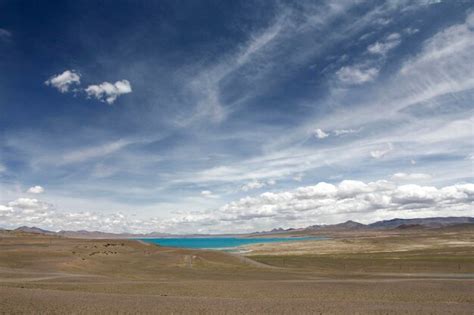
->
[139,236,324,250]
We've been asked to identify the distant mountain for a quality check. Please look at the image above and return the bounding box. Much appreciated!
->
[5,216,473,239]
[331,220,366,229]
[14,226,55,235]
[306,220,366,231]
[367,217,474,229]
[57,230,172,239]
[303,217,474,232]
[4,226,172,239]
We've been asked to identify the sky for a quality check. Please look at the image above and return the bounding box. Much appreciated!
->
[0,0,473,234]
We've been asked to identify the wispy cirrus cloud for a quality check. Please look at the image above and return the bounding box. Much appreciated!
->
[2,1,472,233]
[241,179,276,192]
[336,65,379,85]
[367,32,401,55]
[0,28,12,40]
[392,173,431,181]
[61,139,134,164]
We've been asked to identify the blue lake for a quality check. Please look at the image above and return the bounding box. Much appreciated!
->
[139,236,324,250]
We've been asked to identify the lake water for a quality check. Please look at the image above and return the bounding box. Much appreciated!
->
[139,236,324,250]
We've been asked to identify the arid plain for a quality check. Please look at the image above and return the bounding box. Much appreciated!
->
[0,226,473,314]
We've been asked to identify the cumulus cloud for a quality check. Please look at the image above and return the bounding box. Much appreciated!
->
[367,33,401,55]
[0,205,14,213]
[1,179,472,234]
[336,65,379,85]
[8,198,50,211]
[391,173,432,181]
[0,199,135,233]
[85,80,132,104]
[45,70,132,104]
[45,70,81,93]
[313,128,329,139]
[167,180,474,233]
[27,185,44,194]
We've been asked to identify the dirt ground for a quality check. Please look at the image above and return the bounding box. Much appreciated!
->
[0,227,473,314]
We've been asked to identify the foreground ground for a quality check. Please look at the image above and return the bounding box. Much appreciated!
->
[0,226,473,314]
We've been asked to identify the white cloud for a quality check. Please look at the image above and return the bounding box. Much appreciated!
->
[183,19,284,125]
[45,70,132,104]
[392,173,432,181]
[293,174,304,182]
[370,143,393,159]
[45,70,81,93]
[367,32,401,55]
[8,198,50,211]
[336,65,379,85]
[62,139,131,164]
[0,205,14,213]
[236,22,283,66]
[466,10,474,27]
[404,27,419,35]
[332,128,360,136]
[1,179,472,234]
[201,190,219,199]
[85,80,132,104]
[170,180,473,233]
[374,17,392,26]
[313,128,329,139]
[241,179,276,192]
[400,12,474,76]
[27,186,44,194]
[241,181,265,192]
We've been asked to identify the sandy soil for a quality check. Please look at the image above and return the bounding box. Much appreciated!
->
[0,228,473,314]
[243,227,474,256]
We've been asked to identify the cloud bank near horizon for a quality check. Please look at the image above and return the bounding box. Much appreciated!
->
[1,179,472,234]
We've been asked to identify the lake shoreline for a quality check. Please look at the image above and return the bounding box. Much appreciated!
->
[137,236,327,250]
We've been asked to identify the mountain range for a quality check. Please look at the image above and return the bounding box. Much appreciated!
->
[4,216,473,239]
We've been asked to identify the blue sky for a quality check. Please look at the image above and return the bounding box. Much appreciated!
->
[0,0,473,233]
